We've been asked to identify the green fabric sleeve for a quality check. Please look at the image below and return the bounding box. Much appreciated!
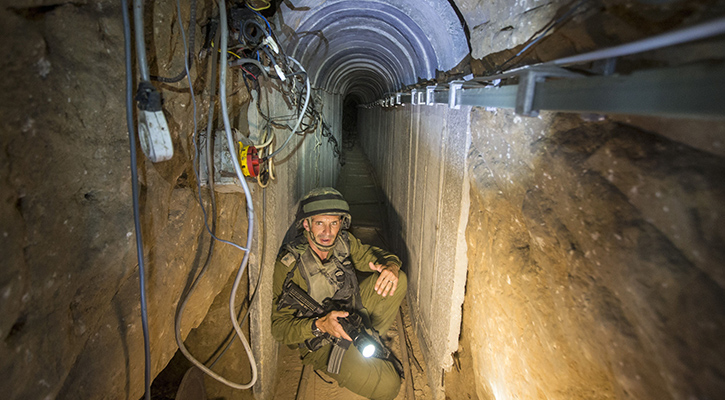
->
[270,232,401,345]
[347,232,402,272]
[270,253,317,345]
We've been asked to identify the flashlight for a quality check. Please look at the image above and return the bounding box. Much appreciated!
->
[338,313,383,358]
[355,332,378,358]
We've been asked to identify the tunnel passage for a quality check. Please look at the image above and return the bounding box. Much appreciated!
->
[3,0,724,399]
[342,96,359,147]
[277,0,469,103]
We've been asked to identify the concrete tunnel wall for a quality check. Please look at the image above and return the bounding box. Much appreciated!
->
[359,105,472,397]
[247,88,344,398]
[277,0,469,102]
[257,1,471,398]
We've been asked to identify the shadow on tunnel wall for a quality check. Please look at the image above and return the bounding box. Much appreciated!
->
[377,189,411,276]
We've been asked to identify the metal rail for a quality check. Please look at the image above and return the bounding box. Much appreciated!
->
[367,17,725,119]
[370,63,725,118]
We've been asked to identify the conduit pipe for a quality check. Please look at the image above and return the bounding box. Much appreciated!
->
[547,15,725,66]
[174,0,258,390]
[132,0,150,81]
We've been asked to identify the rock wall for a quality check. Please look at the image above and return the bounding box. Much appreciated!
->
[456,109,725,399]
[0,1,251,398]
[452,0,571,60]
[0,1,340,399]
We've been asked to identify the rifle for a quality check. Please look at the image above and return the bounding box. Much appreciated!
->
[277,279,403,377]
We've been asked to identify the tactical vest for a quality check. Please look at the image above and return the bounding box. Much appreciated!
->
[280,230,363,316]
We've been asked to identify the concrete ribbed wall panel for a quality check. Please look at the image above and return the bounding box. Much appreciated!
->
[360,104,471,398]
[277,0,468,102]
[250,89,342,400]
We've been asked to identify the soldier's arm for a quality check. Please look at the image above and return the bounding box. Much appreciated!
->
[347,232,402,272]
[270,254,317,345]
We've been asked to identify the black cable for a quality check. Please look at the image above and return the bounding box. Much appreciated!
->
[174,12,219,370]
[314,370,334,384]
[151,0,198,83]
[121,1,152,399]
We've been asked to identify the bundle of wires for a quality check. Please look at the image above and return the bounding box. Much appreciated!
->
[170,0,317,390]
[124,0,338,395]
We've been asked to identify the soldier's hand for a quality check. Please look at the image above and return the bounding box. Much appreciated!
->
[316,311,352,341]
[371,262,399,297]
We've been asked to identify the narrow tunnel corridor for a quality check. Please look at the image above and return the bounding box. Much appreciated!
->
[268,145,431,400]
[1,1,724,400]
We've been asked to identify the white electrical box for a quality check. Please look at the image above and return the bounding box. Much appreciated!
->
[138,110,174,162]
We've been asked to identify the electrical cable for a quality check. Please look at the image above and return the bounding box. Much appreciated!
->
[547,15,725,66]
[173,6,260,374]
[208,186,266,367]
[266,56,311,159]
[260,46,277,67]
[256,129,275,188]
[204,27,219,238]
[229,58,269,79]
[199,0,258,388]
[167,0,257,390]
[172,0,221,386]
[151,0,198,83]
[241,67,258,80]
[247,4,272,34]
[246,0,271,12]
[122,1,151,399]
[243,19,269,42]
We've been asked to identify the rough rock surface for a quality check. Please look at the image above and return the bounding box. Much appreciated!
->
[453,0,570,60]
[441,1,725,399]
[454,108,725,399]
[0,1,254,399]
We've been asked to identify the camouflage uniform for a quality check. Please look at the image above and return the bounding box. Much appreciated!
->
[271,188,407,400]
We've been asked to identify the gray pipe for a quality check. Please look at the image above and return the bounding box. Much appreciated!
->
[133,0,150,81]
[549,16,725,66]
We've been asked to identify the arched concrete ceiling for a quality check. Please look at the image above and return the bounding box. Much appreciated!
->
[278,0,469,103]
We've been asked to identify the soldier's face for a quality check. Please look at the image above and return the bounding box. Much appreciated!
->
[304,215,341,248]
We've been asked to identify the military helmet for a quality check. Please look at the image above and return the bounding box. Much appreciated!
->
[295,187,352,229]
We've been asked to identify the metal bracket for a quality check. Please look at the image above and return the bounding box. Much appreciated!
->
[426,85,436,105]
[515,66,582,117]
[448,81,464,109]
[411,89,418,105]
[396,93,402,105]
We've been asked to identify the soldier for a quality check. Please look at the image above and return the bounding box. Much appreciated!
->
[271,187,407,400]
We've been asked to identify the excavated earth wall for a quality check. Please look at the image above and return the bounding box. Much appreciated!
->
[442,1,725,399]
[453,109,725,400]
[0,1,255,399]
[0,1,340,399]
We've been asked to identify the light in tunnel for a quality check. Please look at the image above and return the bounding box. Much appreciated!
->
[353,331,379,358]
[360,342,377,358]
